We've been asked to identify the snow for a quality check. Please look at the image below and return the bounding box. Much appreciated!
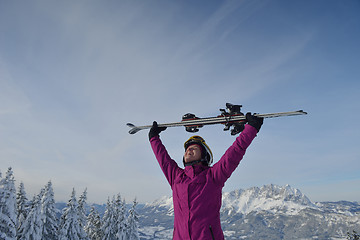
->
[0,168,17,240]
[144,195,174,216]
[145,195,173,209]
[221,184,318,215]
[223,230,236,237]
[138,226,173,239]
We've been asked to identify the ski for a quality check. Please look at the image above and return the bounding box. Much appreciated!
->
[127,103,307,135]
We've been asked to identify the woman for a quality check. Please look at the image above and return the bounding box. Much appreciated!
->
[149,113,263,240]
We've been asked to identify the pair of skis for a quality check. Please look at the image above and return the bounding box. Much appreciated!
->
[127,103,307,135]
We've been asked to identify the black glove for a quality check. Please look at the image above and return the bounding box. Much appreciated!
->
[149,121,167,140]
[246,112,263,132]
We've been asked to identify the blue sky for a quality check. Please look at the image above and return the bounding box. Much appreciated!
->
[0,0,359,204]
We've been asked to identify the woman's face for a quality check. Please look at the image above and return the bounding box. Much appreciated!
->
[184,144,202,164]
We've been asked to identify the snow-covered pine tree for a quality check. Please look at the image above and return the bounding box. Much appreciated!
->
[40,181,58,240]
[18,189,44,240]
[347,230,360,240]
[58,188,89,240]
[16,182,29,235]
[78,188,88,232]
[101,197,116,240]
[114,194,126,240]
[126,198,139,240]
[85,206,102,240]
[0,167,17,240]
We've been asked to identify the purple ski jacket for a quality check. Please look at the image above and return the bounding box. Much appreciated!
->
[150,124,258,240]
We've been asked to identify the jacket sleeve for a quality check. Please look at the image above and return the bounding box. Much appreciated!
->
[150,136,181,187]
[211,124,258,186]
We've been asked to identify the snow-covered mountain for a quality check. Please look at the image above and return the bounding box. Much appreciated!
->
[221,184,316,216]
[137,184,360,240]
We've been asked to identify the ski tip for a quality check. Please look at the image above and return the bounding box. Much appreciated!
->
[127,123,141,134]
[129,128,141,134]
[298,110,308,115]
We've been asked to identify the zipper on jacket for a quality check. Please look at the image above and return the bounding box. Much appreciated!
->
[209,225,215,240]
